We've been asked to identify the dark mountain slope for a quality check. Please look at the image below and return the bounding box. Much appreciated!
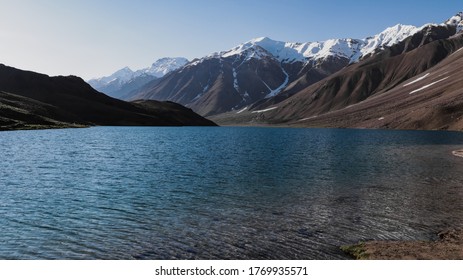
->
[0,64,216,130]
[131,100,216,126]
[0,91,85,130]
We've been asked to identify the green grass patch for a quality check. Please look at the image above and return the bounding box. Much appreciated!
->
[340,243,369,260]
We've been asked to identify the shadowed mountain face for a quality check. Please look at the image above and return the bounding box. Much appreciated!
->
[0,64,216,130]
[0,91,83,130]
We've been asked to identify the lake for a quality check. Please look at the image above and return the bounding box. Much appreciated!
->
[1,126,463,259]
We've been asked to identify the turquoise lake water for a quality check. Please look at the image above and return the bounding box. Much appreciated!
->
[1,126,463,259]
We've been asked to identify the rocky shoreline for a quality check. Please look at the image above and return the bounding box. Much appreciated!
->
[0,123,88,132]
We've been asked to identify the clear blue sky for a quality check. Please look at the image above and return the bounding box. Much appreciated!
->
[0,0,461,80]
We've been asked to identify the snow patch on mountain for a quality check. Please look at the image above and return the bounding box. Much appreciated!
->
[446,12,463,33]
[232,68,239,92]
[236,107,248,114]
[135,57,189,78]
[446,12,463,25]
[265,67,289,98]
[403,73,430,87]
[304,38,363,61]
[222,42,274,61]
[409,76,450,94]
[252,106,278,113]
[89,67,134,87]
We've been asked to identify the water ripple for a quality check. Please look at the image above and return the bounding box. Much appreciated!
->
[1,127,463,259]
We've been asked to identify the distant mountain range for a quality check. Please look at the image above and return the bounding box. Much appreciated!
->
[87,57,188,99]
[0,64,216,130]
[87,12,463,131]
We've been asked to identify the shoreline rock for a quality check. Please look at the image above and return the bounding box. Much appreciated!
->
[341,229,463,260]
[452,150,463,158]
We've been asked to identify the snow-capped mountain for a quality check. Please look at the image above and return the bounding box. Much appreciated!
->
[218,12,463,64]
[218,24,422,64]
[87,57,188,99]
[124,12,463,117]
[89,66,134,88]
